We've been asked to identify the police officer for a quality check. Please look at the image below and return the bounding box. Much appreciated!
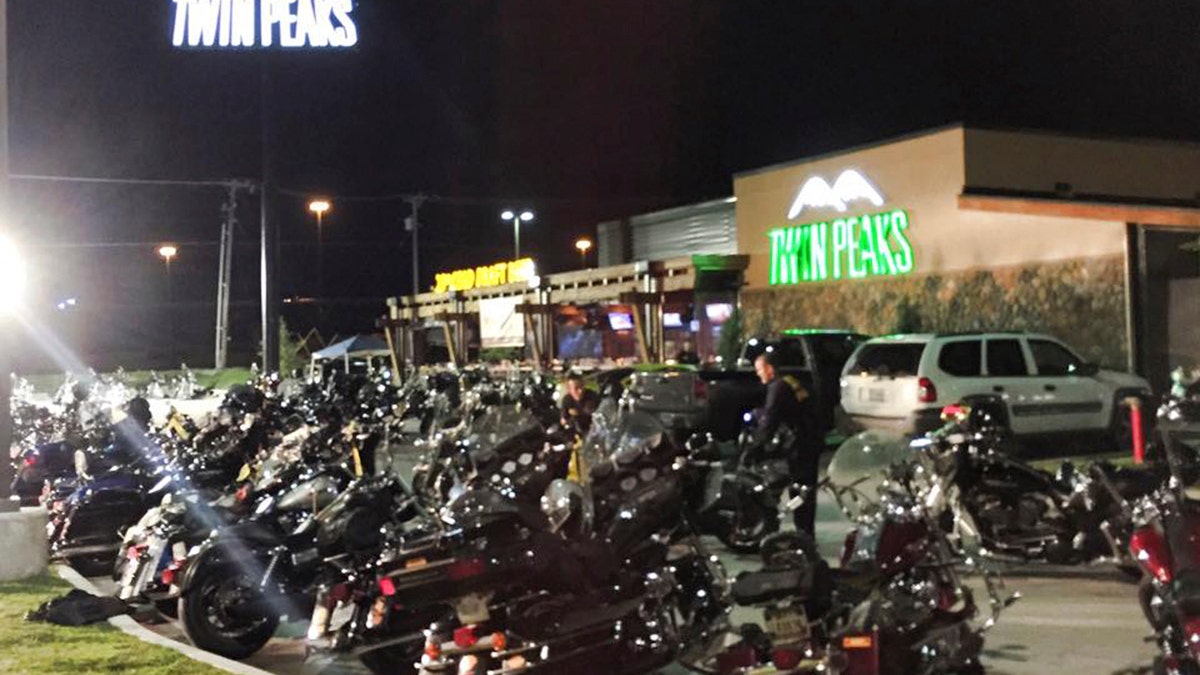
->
[754,351,820,536]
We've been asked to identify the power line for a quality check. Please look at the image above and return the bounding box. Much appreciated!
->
[11,173,255,189]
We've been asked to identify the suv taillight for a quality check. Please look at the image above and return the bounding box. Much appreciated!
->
[917,377,938,403]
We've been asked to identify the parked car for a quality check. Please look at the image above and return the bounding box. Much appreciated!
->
[632,330,868,441]
[836,332,1151,445]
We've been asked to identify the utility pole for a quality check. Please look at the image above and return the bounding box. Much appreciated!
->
[215,181,251,369]
[404,195,427,296]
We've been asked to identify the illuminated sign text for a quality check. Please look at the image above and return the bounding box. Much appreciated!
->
[171,0,358,48]
[769,209,914,284]
[787,169,884,218]
[434,258,537,294]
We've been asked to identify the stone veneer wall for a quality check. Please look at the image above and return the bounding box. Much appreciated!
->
[740,255,1128,369]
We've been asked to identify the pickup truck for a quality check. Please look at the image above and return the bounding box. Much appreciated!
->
[631,330,869,441]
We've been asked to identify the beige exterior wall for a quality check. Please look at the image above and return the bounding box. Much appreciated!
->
[964,128,1200,201]
[734,126,1128,290]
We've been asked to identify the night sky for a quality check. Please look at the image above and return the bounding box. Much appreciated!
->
[6,0,1200,370]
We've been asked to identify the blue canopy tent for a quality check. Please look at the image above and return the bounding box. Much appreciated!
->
[310,334,392,375]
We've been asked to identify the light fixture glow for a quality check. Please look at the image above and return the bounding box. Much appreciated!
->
[768,209,914,285]
[308,199,331,215]
[0,235,27,315]
[519,211,534,222]
[158,245,179,261]
[787,169,885,219]
[575,238,592,253]
[500,210,515,221]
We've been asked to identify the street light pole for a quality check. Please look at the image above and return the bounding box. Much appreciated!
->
[575,237,592,269]
[159,244,178,363]
[308,199,331,300]
[501,209,535,259]
[0,0,15,511]
[404,195,427,296]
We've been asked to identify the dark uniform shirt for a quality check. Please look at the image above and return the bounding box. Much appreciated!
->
[756,376,810,445]
[561,389,602,436]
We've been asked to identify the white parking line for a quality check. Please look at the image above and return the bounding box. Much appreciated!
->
[999,615,1148,629]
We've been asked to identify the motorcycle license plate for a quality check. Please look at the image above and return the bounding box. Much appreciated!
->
[765,606,810,644]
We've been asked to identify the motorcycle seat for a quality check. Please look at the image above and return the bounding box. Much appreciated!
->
[732,567,808,604]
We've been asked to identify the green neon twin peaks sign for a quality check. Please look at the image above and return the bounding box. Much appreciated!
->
[768,209,914,285]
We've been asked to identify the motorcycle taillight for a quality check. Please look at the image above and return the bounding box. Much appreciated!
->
[1184,617,1200,660]
[838,632,880,675]
[161,559,184,587]
[716,642,758,675]
[378,576,397,597]
[1130,527,1173,584]
[448,558,486,581]
[917,377,938,404]
[773,647,804,669]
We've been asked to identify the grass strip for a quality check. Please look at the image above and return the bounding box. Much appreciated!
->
[0,573,228,675]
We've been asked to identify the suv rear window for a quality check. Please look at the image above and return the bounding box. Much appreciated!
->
[848,343,925,377]
[987,339,1029,376]
[937,340,982,376]
[1028,339,1084,375]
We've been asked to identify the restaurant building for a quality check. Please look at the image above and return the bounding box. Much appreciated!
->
[733,125,1200,392]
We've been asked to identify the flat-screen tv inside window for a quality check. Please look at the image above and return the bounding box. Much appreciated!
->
[705,303,733,324]
[663,312,683,328]
[608,312,634,331]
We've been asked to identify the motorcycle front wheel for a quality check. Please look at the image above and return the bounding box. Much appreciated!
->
[179,561,279,660]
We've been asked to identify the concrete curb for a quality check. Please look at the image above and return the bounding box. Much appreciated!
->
[53,563,276,675]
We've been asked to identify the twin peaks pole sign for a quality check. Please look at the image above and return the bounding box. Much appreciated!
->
[171,0,359,48]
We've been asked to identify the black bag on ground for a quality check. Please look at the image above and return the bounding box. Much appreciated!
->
[25,589,130,626]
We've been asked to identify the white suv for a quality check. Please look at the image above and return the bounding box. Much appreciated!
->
[837,332,1151,441]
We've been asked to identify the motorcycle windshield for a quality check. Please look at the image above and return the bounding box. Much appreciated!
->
[443,486,520,524]
[579,404,666,478]
[826,431,914,518]
[464,406,541,453]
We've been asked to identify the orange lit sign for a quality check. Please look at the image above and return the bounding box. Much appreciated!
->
[841,636,874,649]
[433,258,536,294]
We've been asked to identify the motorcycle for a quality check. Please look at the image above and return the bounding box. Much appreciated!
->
[174,423,379,659]
[684,413,801,553]
[912,396,1160,571]
[715,429,1016,675]
[1124,393,1200,675]
[404,400,732,675]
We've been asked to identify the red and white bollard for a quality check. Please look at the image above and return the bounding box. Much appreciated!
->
[1125,396,1145,464]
